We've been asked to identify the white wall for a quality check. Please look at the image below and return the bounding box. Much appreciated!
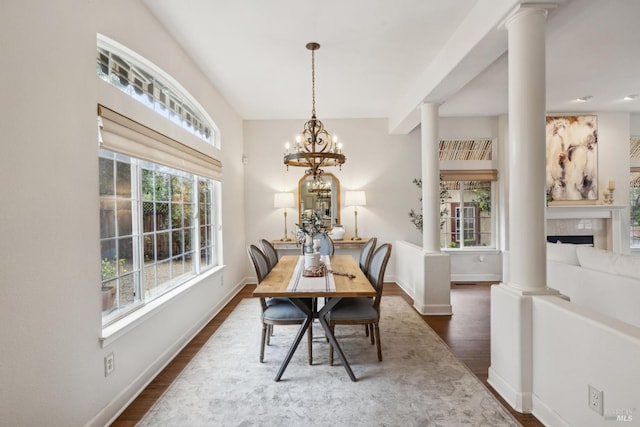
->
[532,296,640,426]
[243,118,422,281]
[631,113,640,135]
[0,1,246,426]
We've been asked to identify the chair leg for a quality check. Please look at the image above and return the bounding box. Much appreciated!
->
[374,322,382,361]
[260,323,267,363]
[364,324,369,337]
[307,321,313,365]
[328,322,335,366]
[266,324,271,346]
[369,324,375,345]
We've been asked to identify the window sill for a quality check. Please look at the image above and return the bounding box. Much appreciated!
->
[100,264,225,348]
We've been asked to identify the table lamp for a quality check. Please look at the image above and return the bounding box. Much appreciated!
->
[274,192,295,241]
[345,190,366,240]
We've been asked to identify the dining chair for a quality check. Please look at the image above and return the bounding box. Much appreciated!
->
[246,244,313,364]
[300,233,335,255]
[326,243,392,365]
[358,237,377,275]
[259,238,279,270]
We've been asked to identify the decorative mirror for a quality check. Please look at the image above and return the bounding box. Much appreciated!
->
[298,173,340,229]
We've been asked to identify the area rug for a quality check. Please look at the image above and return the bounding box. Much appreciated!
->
[137,296,519,426]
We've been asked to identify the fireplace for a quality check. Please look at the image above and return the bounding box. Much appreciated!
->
[547,235,594,245]
[546,205,624,252]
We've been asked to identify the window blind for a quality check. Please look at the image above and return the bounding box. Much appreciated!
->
[440,169,497,181]
[97,104,222,180]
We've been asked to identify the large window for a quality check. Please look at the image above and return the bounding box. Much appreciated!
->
[97,38,222,327]
[441,180,493,248]
[438,139,496,249]
[100,150,219,324]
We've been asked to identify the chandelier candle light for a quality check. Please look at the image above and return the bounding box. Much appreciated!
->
[274,192,295,241]
[283,42,346,178]
[345,190,366,241]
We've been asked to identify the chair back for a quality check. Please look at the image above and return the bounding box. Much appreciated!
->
[367,243,392,309]
[300,233,335,255]
[358,237,377,275]
[247,244,271,283]
[259,239,278,269]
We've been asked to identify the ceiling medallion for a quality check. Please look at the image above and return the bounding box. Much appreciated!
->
[283,42,345,177]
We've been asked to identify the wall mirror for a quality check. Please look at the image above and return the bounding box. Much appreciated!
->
[298,173,340,229]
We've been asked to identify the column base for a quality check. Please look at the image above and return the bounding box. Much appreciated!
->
[488,283,560,413]
[413,252,452,315]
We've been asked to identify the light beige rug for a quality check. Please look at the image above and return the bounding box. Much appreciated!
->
[138,296,520,426]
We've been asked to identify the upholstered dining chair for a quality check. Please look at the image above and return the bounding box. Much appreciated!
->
[300,233,335,255]
[358,237,377,276]
[259,238,279,270]
[326,243,392,365]
[246,244,313,364]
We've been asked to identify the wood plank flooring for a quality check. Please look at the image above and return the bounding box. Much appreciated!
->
[111,283,543,426]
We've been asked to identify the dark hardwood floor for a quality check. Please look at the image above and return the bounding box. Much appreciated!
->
[112,283,543,426]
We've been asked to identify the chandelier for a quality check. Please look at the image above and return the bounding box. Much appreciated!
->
[284,42,345,177]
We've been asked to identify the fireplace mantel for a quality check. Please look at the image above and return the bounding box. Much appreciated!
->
[546,204,625,252]
[546,204,625,219]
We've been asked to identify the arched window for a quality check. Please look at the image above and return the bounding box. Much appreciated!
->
[97,34,219,147]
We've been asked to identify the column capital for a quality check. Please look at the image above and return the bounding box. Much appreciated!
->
[499,2,557,30]
[418,101,441,111]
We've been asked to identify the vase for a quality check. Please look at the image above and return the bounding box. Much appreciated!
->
[304,253,321,270]
[330,224,346,240]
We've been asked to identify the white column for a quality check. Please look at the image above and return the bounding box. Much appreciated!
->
[489,4,557,414]
[506,6,548,292]
[414,102,452,316]
[420,102,441,252]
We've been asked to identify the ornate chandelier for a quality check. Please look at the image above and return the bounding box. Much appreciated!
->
[284,42,345,177]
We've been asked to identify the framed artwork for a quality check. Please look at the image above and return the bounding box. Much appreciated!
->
[546,115,598,202]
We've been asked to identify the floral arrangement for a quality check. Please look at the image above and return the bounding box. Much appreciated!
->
[295,209,327,246]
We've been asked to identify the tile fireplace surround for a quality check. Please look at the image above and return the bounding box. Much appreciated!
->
[546,205,625,252]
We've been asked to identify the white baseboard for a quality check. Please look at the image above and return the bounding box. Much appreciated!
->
[450,273,502,282]
[487,366,533,413]
[532,393,571,427]
[414,303,453,315]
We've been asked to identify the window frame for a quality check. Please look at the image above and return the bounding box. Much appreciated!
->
[100,149,220,326]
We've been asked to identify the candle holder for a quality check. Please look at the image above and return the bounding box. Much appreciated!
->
[604,189,615,205]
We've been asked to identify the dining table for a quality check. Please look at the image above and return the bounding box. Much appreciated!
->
[253,254,376,382]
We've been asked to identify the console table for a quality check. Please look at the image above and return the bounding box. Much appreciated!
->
[271,238,370,251]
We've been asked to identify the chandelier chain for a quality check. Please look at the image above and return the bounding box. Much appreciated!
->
[311,48,316,117]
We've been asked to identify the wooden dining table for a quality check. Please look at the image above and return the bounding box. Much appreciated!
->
[253,254,375,382]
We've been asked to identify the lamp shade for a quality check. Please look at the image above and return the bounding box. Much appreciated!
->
[274,192,295,209]
[345,190,366,207]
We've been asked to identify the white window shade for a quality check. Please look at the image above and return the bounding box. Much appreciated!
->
[98,104,222,180]
[440,169,497,181]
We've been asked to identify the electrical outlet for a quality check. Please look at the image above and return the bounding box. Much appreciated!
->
[588,384,603,415]
[104,352,115,377]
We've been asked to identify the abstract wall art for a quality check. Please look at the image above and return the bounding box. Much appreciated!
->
[546,115,598,202]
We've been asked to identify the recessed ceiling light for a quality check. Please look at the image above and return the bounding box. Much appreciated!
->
[576,96,593,102]
[623,94,639,101]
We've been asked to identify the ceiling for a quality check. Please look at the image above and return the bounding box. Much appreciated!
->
[143,0,640,133]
